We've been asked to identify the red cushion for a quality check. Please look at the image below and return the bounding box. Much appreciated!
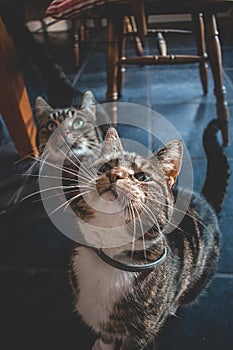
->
[46,0,110,18]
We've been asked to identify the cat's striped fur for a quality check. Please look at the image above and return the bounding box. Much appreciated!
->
[12,91,103,207]
[35,90,103,160]
[67,123,229,350]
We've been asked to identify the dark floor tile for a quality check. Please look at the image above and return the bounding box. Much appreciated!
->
[224,68,233,85]
[0,269,95,350]
[0,198,73,270]
[157,275,233,350]
[152,103,233,159]
[222,47,233,69]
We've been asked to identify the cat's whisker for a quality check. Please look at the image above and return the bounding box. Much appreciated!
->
[134,206,147,259]
[128,204,136,260]
[139,201,164,238]
[13,143,48,166]
[73,177,96,189]
[59,146,98,182]
[15,163,38,179]
[56,128,81,164]
[35,156,79,178]
[32,188,80,202]
[14,155,34,166]
[18,173,81,184]
[55,190,93,214]
[78,175,97,184]
[79,167,98,182]
[77,185,96,193]
[16,153,47,175]
[147,191,211,233]
[85,139,102,147]
[77,168,97,183]
[86,140,102,146]
[56,129,100,179]
[76,180,96,189]
[85,142,102,153]
[75,174,95,183]
[33,142,50,155]
[18,184,80,204]
[53,144,80,170]
[80,158,100,178]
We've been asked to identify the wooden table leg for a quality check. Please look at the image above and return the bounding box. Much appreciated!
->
[0,18,38,157]
[204,13,230,146]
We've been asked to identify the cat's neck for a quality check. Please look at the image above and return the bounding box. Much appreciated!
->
[97,235,166,270]
[95,244,167,273]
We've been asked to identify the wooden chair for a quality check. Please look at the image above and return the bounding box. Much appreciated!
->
[0,18,38,158]
[96,0,233,146]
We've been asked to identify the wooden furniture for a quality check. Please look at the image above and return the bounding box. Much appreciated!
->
[0,17,38,158]
[71,13,102,67]
[23,0,101,68]
[96,0,233,146]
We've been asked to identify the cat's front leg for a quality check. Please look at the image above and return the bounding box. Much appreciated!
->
[120,337,141,350]
[92,334,116,350]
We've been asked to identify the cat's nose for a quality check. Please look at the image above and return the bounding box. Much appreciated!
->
[63,130,69,136]
[108,167,133,183]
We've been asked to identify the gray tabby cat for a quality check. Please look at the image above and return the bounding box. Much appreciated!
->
[35,90,103,160]
[67,124,228,350]
[13,91,103,206]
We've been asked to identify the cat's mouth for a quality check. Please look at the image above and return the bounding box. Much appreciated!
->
[100,189,118,202]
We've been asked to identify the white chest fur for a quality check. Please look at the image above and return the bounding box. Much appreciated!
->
[73,246,134,333]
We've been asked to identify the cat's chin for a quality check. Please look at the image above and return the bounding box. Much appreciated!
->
[101,190,117,202]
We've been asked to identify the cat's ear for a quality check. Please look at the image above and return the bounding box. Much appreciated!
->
[155,140,183,188]
[101,127,124,157]
[35,96,54,122]
[80,90,96,120]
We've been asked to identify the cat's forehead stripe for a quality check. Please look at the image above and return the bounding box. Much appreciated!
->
[49,108,71,119]
[49,108,94,121]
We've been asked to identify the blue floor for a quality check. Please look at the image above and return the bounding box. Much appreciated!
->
[0,19,233,350]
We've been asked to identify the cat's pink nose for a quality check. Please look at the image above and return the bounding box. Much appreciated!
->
[108,167,133,182]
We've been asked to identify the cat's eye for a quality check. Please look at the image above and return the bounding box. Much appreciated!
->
[98,163,112,174]
[73,118,84,129]
[134,172,150,182]
[47,121,57,132]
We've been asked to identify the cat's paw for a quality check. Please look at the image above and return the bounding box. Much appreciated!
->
[92,338,116,350]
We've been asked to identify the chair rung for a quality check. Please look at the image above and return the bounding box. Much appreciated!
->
[124,28,192,38]
[120,55,206,65]
[147,29,192,35]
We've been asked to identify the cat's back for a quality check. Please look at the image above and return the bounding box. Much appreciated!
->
[167,189,221,306]
[178,189,220,241]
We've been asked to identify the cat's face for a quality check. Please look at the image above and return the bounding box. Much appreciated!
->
[70,128,183,249]
[35,91,102,160]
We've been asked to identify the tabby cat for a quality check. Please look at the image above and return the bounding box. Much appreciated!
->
[67,122,229,350]
[35,90,103,160]
[13,90,103,206]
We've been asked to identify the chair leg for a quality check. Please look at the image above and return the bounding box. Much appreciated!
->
[192,13,208,96]
[204,13,229,146]
[71,18,80,68]
[117,17,127,98]
[128,16,144,56]
[106,18,120,101]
